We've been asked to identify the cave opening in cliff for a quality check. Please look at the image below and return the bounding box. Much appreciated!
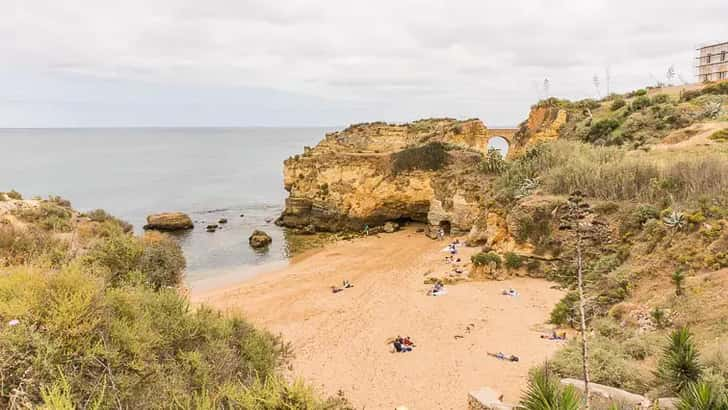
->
[439,220,452,235]
[487,136,509,157]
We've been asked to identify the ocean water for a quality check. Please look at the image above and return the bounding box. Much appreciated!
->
[0,127,329,289]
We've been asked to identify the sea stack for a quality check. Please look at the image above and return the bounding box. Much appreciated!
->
[143,212,194,231]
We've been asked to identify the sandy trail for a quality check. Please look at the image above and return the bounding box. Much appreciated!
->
[193,228,564,409]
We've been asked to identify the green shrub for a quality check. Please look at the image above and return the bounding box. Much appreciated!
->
[84,208,133,233]
[0,225,69,267]
[587,119,621,143]
[504,252,523,269]
[6,190,22,200]
[550,292,579,327]
[0,267,301,409]
[47,195,71,208]
[702,81,728,96]
[14,202,73,232]
[551,334,650,393]
[709,129,728,142]
[392,142,447,174]
[471,251,501,267]
[139,232,186,290]
[519,365,581,410]
[631,95,653,111]
[481,148,507,174]
[82,228,185,289]
[652,94,671,104]
[611,98,626,111]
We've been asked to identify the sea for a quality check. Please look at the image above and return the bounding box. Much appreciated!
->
[0,127,330,290]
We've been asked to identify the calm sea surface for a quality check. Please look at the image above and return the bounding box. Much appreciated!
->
[0,127,330,289]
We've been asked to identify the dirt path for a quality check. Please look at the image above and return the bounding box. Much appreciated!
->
[193,228,564,409]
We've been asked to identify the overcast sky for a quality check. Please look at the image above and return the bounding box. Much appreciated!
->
[1,0,727,127]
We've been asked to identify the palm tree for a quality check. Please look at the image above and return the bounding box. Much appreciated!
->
[519,366,581,410]
[657,327,703,394]
[672,269,685,296]
[678,382,728,410]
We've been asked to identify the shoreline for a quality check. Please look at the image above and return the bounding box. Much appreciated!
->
[192,227,565,408]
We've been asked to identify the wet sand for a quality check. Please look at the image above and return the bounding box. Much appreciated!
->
[193,227,565,409]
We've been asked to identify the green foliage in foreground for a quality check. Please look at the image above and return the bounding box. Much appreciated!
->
[519,365,581,410]
[0,207,351,409]
[657,327,703,395]
[0,266,350,409]
[678,381,728,410]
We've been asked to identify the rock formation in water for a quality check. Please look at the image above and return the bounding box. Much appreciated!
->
[143,212,194,231]
[249,229,272,248]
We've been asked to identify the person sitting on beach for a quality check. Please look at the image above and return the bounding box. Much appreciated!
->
[393,336,412,352]
[403,336,414,347]
[502,288,519,297]
[343,280,353,288]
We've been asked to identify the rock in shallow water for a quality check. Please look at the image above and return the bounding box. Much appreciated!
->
[249,230,272,248]
[143,212,193,231]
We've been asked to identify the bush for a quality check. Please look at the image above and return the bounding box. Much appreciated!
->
[710,129,728,142]
[139,232,186,290]
[586,118,621,143]
[0,267,302,409]
[551,334,650,393]
[631,95,653,111]
[550,292,580,327]
[656,327,703,395]
[504,252,523,269]
[5,190,22,200]
[652,94,671,104]
[82,228,185,289]
[610,98,626,111]
[14,202,73,232]
[481,148,507,174]
[0,225,69,267]
[471,251,501,267]
[392,142,447,174]
[84,208,133,233]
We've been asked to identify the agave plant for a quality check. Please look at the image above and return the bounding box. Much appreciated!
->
[663,211,686,231]
[482,148,507,174]
[656,327,703,395]
[518,366,581,410]
[678,382,728,410]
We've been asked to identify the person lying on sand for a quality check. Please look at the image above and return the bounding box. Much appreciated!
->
[428,282,447,296]
[331,286,343,293]
[502,288,519,297]
[488,352,519,362]
[540,331,567,340]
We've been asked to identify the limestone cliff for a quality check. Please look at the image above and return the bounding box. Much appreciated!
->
[277,118,491,233]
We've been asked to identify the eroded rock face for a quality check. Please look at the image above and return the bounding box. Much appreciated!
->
[249,230,272,248]
[278,118,491,232]
[143,212,193,231]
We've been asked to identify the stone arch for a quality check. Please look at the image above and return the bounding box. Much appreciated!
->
[486,136,510,157]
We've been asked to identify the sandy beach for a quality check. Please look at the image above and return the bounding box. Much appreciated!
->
[193,227,565,409]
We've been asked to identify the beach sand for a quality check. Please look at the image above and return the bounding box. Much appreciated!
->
[193,227,565,409]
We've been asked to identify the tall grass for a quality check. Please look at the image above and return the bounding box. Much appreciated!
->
[499,141,728,205]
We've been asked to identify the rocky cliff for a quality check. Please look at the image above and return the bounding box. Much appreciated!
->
[277,118,495,234]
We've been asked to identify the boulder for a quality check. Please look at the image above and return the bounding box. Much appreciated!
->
[467,387,514,410]
[560,378,651,408]
[249,230,272,248]
[143,212,193,231]
[654,397,678,410]
[383,221,400,233]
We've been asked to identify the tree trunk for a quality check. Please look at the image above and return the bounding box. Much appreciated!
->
[576,226,591,409]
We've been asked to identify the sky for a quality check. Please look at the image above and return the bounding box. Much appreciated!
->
[1,0,727,127]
